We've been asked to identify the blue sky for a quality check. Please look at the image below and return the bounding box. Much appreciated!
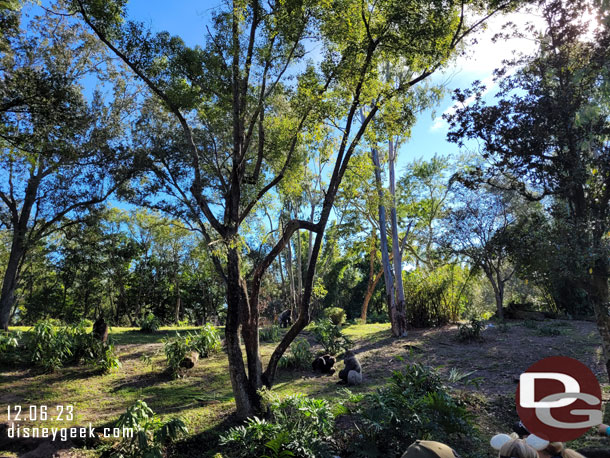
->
[123,1,548,175]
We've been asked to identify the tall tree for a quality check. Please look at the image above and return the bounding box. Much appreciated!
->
[0,7,132,329]
[443,184,517,318]
[446,0,610,373]
[71,0,525,417]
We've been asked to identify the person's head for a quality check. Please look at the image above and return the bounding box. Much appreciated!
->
[537,441,585,458]
[498,439,538,458]
[538,442,563,458]
[559,450,585,458]
[401,440,460,458]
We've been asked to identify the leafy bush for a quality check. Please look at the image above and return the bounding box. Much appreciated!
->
[323,307,346,326]
[260,325,282,343]
[404,265,470,327]
[163,326,221,377]
[311,319,352,355]
[28,319,119,373]
[190,323,221,357]
[87,340,121,373]
[112,400,187,458]
[139,313,161,333]
[346,363,472,457]
[220,391,336,458]
[163,333,191,378]
[278,338,313,370]
[456,318,484,342]
[0,331,21,363]
[30,319,74,372]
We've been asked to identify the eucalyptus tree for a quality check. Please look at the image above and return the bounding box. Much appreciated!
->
[446,0,610,374]
[0,7,133,330]
[71,0,526,417]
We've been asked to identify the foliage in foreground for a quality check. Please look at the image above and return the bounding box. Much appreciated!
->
[219,390,336,458]
[311,319,352,355]
[345,362,474,457]
[111,400,187,458]
[0,330,21,364]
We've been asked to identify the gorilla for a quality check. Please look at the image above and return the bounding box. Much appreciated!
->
[338,350,362,385]
[278,309,292,328]
[92,317,109,343]
[312,354,336,375]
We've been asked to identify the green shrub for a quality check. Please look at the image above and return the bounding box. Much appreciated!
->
[311,319,352,355]
[366,311,389,323]
[81,319,94,327]
[219,391,335,458]
[87,340,121,373]
[163,333,191,378]
[28,319,120,373]
[0,330,21,363]
[260,325,282,343]
[163,325,220,377]
[113,400,187,458]
[456,318,484,342]
[323,307,346,326]
[30,319,74,372]
[278,338,313,370]
[346,363,472,457]
[190,323,221,357]
[140,313,161,333]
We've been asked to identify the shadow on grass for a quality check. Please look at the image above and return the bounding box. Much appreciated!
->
[170,412,240,458]
[111,370,173,392]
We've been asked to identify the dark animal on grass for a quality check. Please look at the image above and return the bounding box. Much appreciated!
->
[338,350,362,385]
[92,317,109,343]
[179,351,199,369]
[312,354,336,375]
[278,309,292,328]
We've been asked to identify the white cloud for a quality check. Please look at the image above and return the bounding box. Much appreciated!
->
[428,8,547,133]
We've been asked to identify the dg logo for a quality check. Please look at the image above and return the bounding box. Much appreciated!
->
[516,356,603,441]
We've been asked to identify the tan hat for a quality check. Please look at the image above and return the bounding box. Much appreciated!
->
[401,440,461,458]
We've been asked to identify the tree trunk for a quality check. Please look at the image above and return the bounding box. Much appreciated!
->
[590,258,610,379]
[224,247,260,418]
[295,228,303,311]
[370,147,398,335]
[0,240,24,330]
[286,230,297,312]
[485,266,504,319]
[174,273,181,325]
[388,138,407,336]
[362,268,384,323]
